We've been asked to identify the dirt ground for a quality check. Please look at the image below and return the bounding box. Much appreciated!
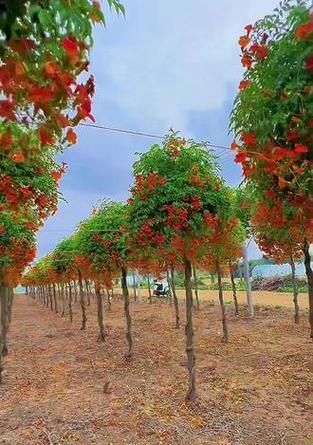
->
[0,294,312,445]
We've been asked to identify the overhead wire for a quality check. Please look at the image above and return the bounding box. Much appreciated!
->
[79,122,233,152]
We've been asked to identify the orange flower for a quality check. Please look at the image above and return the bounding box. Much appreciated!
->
[10,152,25,163]
[66,128,77,144]
[239,80,250,90]
[295,21,313,40]
[43,61,59,78]
[239,36,250,48]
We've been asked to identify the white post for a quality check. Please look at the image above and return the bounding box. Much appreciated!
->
[241,240,254,317]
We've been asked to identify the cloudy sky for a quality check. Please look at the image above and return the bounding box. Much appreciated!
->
[37,0,279,260]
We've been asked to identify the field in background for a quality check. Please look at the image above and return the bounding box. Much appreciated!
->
[116,288,309,310]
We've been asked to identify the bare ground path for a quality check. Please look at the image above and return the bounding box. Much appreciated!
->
[0,295,312,445]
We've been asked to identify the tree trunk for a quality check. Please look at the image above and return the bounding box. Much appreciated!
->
[106,288,112,311]
[95,281,105,343]
[73,280,78,303]
[78,271,87,330]
[290,260,299,324]
[85,279,91,306]
[122,267,133,359]
[0,281,13,383]
[7,287,13,326]
[165,270,172,305]
[61,283,65,316]
[132,271,137,301]
[303,240,313,339]
[217,259,229,343]
[193,266,200,310]
[242,241,254,317]
[184,258,196,402]
[48,284,53,311]
[147,275,152,304]
[68,282,73,323]
[171,268,180,329]
[0,284,9,358]
[42,285,46,307]
[0,283,5,384]
[229,261,239,316]
[52,283,58,313]
[136,271,141,302]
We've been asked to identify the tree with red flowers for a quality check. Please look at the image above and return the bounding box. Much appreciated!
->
[231,1,313,338]
[1,0,125,383]
[75,201,133,354]
[127,134,237,401]
[200,208,245,341]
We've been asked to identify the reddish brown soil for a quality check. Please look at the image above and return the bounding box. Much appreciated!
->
[0,294,312,445]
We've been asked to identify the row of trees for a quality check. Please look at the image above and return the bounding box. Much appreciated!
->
[23,134,247,401]
[0,0,124,383]
[231,0,313,337]
[2,0,312,403]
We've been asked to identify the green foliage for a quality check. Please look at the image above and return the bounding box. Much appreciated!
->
[75,201,127,275]
[128,134,236,265]
[51,237,76,277]
[230,0,313,264]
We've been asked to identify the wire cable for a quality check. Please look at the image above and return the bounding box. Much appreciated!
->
[79,122,232,151]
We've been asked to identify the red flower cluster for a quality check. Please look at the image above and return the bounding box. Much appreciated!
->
[132,173,166,201]
[239,25,268,70]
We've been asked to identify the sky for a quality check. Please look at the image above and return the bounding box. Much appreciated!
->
[36,0,279,260]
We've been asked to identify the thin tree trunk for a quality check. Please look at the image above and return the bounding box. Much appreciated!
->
[68,282,73,323]
[7,287,13,326]
[147,275,152,304]
[85,279,91,306]
[242,241,254,317]
[106,288,112,311]
[136,271,141,302]
[0,282,5,384]
[132,271,137,301]
[171,268,180,329]
[48,284,53,311]
[61,283,65,316]
[193,266,200,310]
[53,283,58,313]
[78,271,87,330]
[43,285,47,307]
[184,258,196,402]
[217,259,229,343]
[229,261,239,316]
[303,240,313,339]
[95,281,105,343]
[290,260,299,324]
[166,270,172,305]
[0,284,9,358]
[73,280,78,303]
[122,267,133,359]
